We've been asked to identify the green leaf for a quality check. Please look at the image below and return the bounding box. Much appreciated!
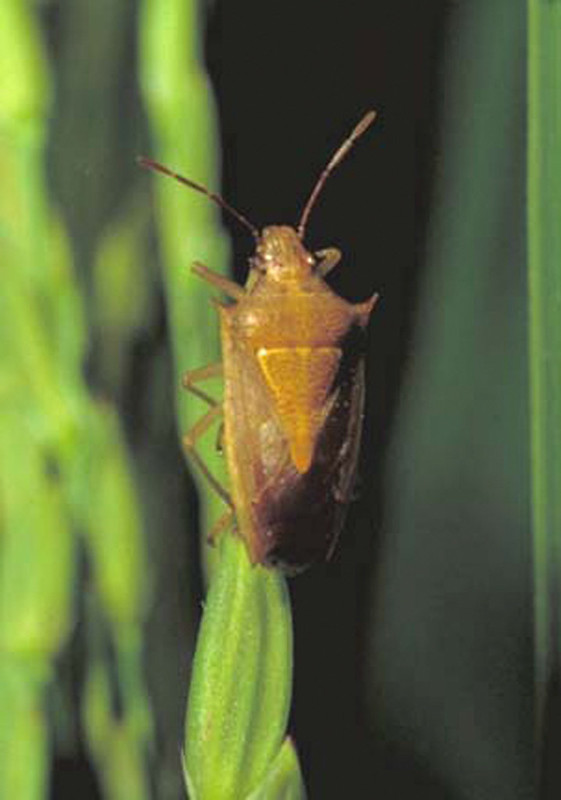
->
[527,0,561,748]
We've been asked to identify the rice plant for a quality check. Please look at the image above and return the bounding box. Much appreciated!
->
[1,1,551,798]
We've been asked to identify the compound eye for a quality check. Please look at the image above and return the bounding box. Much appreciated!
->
[258,251,275,272]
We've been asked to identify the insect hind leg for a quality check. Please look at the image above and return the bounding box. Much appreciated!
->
[207,508,235,546]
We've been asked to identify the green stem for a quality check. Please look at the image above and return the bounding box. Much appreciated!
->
[138,0,230,577]
[184,536,294,799]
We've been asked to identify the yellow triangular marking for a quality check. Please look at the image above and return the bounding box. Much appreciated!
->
[257,346,341,473]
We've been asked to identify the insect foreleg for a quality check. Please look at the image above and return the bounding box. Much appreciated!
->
[315,248,341,277]
[183,404,233,508]
[192,261,246,300]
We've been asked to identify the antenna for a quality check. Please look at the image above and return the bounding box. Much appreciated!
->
[137,157,259,239]
[297,110,377,239]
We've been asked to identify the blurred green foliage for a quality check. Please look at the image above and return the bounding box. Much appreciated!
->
[1,2,152,798]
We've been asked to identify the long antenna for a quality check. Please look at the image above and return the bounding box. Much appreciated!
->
[297,110,377,239]
[137,157,259,239]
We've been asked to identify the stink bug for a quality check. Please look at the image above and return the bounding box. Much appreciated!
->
[140,110,378,573]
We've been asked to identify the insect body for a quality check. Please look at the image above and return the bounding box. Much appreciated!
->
[140,111,378,572]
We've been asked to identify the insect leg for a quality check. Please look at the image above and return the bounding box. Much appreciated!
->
[315,248,341,277]
[182,362,222,407]
[215,422,225,454]
[183,404,234,508]
[192,261,246,301]
[207,508,235,546]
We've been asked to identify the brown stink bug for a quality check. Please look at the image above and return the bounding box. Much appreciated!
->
[140,110,378,573]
